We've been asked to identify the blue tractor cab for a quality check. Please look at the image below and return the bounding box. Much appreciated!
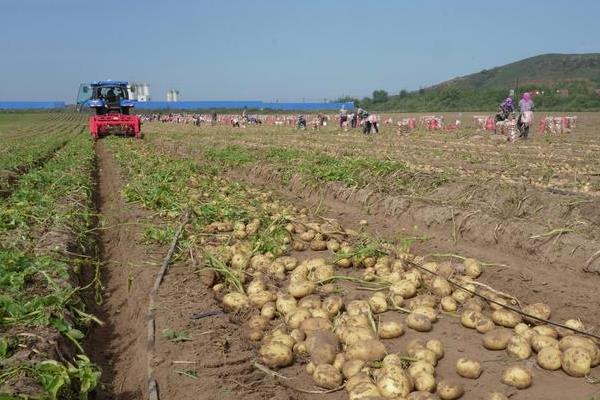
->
[77,80,136,115]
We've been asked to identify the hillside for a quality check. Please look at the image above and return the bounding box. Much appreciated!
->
[437,53,600,90]
[348,53,600,111]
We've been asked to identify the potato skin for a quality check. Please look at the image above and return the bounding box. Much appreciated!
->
[482,329,513,350]
[501,365,532,389]
[346,339,387,362]
[456,358,482,379]
[312,364,343,389]
[406,313,433,332]
[436,379,465,400]
[492,309,522,328]
[306,330,340,365]
[561,347,592,377]
[537,347,562,370]
[260,342,293,369]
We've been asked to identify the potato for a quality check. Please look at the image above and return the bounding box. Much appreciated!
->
[456,358,482,379]
[413,373,436,392]
[463,258,482,278]
[311,264,335,281]
[413,306,438,322]
[293,341,309,356]
[333,353,346,371]
[276,293,297,315]
[326,239,340,252]
[343,359,365,379]
[347,300,371,316]
[246,329,263,341]
[390,280,417,299]
[310,239,328,251]
[408,295,437,310]
[292,240,307,251]
[408,392,438,400]
[260,301,277,320]
[247,315,269,331]
[485,393,509,400]
[288,280,315,298]
[426,339,444,360]
[310,308,329,319]
[513,322,530,335]
[475,317,496,334]
[363,256,377,268]
[301,317,333,336]
[522,303,551,325]
[451,287,472,304]
[501,365,532,389]
[463,297,485,312]
[286,308,312,329]
[506,335,532,360]
[409,348,438,366]
[379,321,404,339]
[404,269,423,286]
[559,336,600,366]
[531,335,558,353]
[299,230,316,242]
[421,262,438,273]
[268,331,296,348]
[441,296,458,312]
[338,325,376,346]
[322,295,344,317]
[377,366,413,398]
[406,313,433,332]
[483,329,513,350]
[346,339,387,362]
[305,361,316,375]
[276,256,298,271]
[382,353,404,366]
[409,361,436,379]
[491,309,522,328]
[461,310,484,329]
[335,257,352,268]
[436,380,464,400]
[407,338,427,352]
[537,347,562,370]
[561,347,592,377]
[558,319,585,337]
[369,293,389,314]
[489,296,508,311]
[532,325,558,339]
[298,294,321,309]
[260,342,293,369]
[249,290,276,308]
[306,330,340,364]
[313,364,343,389]
[222,292,250,312]
[431,277,453,297]
[348,382,381,400]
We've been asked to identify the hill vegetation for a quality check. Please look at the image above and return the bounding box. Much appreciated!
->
[342,53,600,111]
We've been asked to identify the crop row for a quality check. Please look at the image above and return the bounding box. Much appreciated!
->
[0,133,100,399]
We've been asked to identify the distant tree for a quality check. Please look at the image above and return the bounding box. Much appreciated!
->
[399,89,408,98]
[372,89,389,103]
[334,96,359,106]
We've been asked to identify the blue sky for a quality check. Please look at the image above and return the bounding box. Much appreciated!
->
[1,0,599,102]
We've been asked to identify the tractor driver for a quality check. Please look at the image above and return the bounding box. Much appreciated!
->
[105,88,121,103]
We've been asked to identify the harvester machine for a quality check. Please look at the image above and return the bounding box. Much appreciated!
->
[77,80,142,140]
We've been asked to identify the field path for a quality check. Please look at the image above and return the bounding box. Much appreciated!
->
[86,142,160,400]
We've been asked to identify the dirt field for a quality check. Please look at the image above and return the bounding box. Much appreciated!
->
[1,111,599,400]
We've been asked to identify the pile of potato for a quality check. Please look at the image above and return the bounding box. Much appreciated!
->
[197,195,599,399]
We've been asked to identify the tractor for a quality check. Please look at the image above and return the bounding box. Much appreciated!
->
[77,80,142,140]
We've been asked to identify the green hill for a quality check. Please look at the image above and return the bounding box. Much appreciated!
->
[437,53,600,90]
[347,53,600,111]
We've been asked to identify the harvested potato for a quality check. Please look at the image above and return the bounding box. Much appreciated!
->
[268,332,296,349]
[222,292,250,312]
[523,303,551,325]
[407,313,433,332]
[483,329,513,350]
[532,325,558,339]
[298,294,321,309]
[501,365,532,389]
[409,392,439,400]
[409,361,436,379]
[404,269,423,286]
[475,317,495,334]
[293,341,309,356]
[409,348,438,366]
[451,287,473,304]
[246,329,263,341]
[348,382,381,400]
[537,347,562,370]
[432,277,453,297]
[408,295,437,310]
[261,302,276,320]
[463,258,482,278]
[492,309,522,328]
[333,353,346,371]
[313,364,343,389]
[288,280,316,298]
[531,335,559,353]
[377,365,413,398]
[301,317,333,336]
[461,310,484,329]
[489,296,508,311]
[463,297,485,312]
[326,239,340,252]
[559,336,600,366]
[561,347,592,377]
[310,239,327,251]
[345,371,372,392]
[413,306,438,322]
[342,359,365,379]
[285,308,312,329]
[260,342,293,369]
[347,300,371,316]
[346,339,387,362]
[310,308,329,319]
[424,339,443,360]
[338,325,376,346]
[311,264,335,281]
[249,290,276,308]
[306,330,340,365]
[558,319,585,337]
[322,295,344,317]
[441,296,458,312]
[379,320,404,339]
[507,335,532,360]
[368,293,388,314]
[456,358,482,379]
[247,315,269,331]
[436,380,464,400]
[413,372,436,392]
[390,280,417,298]
[276,293,297,315]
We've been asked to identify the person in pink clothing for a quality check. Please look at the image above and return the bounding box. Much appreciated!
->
[517,92,535,139]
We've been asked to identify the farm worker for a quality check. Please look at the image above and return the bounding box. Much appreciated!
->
[517,92,535,139]
[496,96,513,122]
[362,110,371,134]
[368,114,379,133]
[106,88,117,103]
[211,111,217,125]
[339,107,348,128]
[350,111,357,128]
[356,107,363,127]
